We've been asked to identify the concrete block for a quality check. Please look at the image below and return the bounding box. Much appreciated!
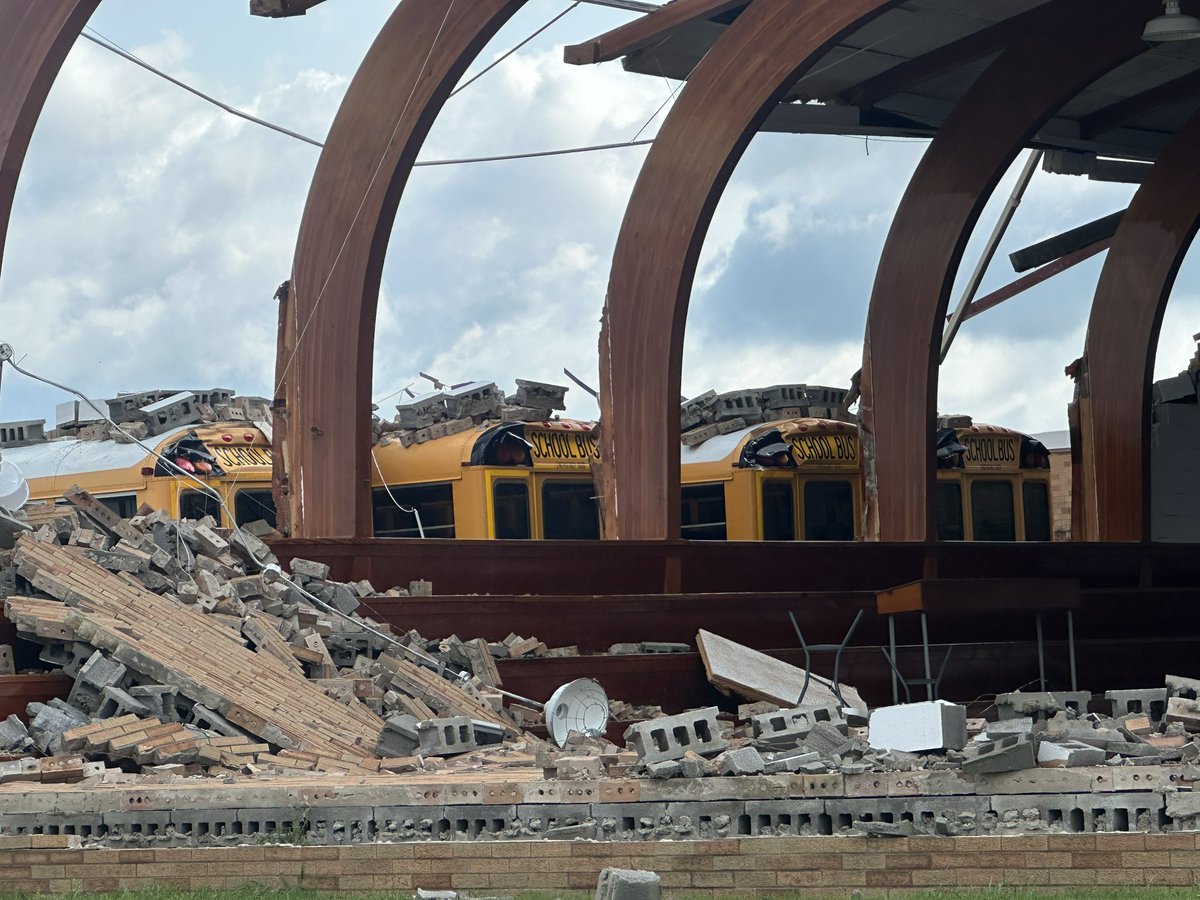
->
[1166,696,1200,731]
[0,715,32,753]
[623,707,726,764]
[417,717,477,757]
[596,867,661,900]
[26,700,89,756]
[1167,674,1200,699]
[1106,688,1168,723]
[681,423,720,446]
[78,650,128,690]
[0,645,12,677]
[1037,740,1106,768]
[995,691,1091,721]
[797,721,854,759]
[396,392,447,429]
[868,700,967,752]
[962,734,1037,774]
[1154,372,1197,403]
[139,391,201,436]
[716,746,765,776]
[95,685,152,720]
[289,557,330,580]
[514,379,568,411]
[750,703,842,740]
[680,390,717,431]
[443,381,502,419]
[713,389,762,424]
[127,685,180,722]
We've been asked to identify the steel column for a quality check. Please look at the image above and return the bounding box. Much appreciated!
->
[1082,109,1200,541]
[600,0,904,540]
[281,0,525,538]
[859,0,1156,541]
[0,1,101,283]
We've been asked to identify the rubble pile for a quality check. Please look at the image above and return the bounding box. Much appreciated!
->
[680,384,851,447]
[0,388,272,448]
[377,379,573,446]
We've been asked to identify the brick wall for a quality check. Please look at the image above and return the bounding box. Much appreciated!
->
[1048,449,1072,541]
[3,833,1199,894]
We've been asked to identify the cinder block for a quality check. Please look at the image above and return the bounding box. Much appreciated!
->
[750,704,842,742]
[417,717,477,757]
[1105,689,1168,723]
[994,691,1091,721]
[595,867,661,900]
[868,701,967,752]
[443,382,502,419]
[962,734,1037,775]
[514,379,568,412]
[139,392,201,436]
[1037,740,1106,768]
[623,708,726,764]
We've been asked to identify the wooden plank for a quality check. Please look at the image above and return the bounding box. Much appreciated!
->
[695,629,865,709]
[564,0,743,65]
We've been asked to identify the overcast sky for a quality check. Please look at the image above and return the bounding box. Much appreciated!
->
[1,0,1198,439]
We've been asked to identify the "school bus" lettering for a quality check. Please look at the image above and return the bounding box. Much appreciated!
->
[962,434,1017,469]
[527,429,601,466]
[210,446,273,468]
[787,434,858,467]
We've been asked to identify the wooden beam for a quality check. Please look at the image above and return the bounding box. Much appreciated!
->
[860,0,1156,541]
[841,6,1046,108]
[1009,210,1123,272]
[1083,107,1200,540]
[960,238,1110,323]
[282,0,526,538]
[1080,67,1200,140]
[564,0,743,65]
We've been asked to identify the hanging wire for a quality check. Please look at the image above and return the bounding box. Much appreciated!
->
[450,2,582,98]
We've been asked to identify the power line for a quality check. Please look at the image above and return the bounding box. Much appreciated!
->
[81,29,325,148]
[415,139,653,167]
[450,2,581,98]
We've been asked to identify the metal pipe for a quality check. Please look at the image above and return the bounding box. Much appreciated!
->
[940,149,1042,362]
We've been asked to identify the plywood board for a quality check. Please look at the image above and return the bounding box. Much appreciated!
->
[696,629,865,710]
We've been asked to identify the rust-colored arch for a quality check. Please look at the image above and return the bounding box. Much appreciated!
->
[1081,109,1200,542]
[599,0,905,540]
[280,0,525,538]
[858,0,1157,542]
[0,1,101,281]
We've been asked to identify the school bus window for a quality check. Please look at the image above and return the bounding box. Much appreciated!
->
[1022,480,1051,542]
[373,484,456,538]
[681,484,727,541]
[97,494,137,520]
[803,480,854,541]
[971,480,1016,541]
[235,489,278,530]
[541,480,599,540]
[936,482,965,541]
[493,480,531,540]
[761,480,795,541]
[180,490,221,523]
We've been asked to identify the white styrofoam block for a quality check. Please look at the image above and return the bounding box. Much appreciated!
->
[867,700,967,752]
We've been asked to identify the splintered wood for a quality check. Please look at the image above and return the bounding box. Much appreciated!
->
[696,629,866,710]
[10,534,384,761]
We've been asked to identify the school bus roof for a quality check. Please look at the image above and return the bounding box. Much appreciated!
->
[3,423,270,480]
[681,417,856,467]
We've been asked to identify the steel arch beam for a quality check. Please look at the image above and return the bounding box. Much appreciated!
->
[281,0,525,538]
[0,1,100,283]
[859,0,1156,542]
[599,0,905,540]
[1081,110,1200,542]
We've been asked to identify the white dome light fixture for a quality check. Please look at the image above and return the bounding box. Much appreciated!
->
[1144,0,1200,41]
[0,456,29,510]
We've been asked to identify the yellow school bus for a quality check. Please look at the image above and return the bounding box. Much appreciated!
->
[373,415,1051,542]
[8,423,277,529]
[679,417,1052,541]
[371,420,601,539]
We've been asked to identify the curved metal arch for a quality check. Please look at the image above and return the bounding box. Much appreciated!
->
[1081,110,1200,542]
[281,0,526,538]
[599,0,905,541]
[858,0,1158,541]
[0,1,102,281]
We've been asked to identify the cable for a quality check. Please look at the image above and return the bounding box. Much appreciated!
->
[450,2,581,98]
[80,29,324,148]
[414,138,653,166]
[370,448,426,538]
[1,353,265,570]
[274,0,458,397]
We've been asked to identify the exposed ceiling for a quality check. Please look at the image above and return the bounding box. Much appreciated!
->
[596,0,1200,161]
